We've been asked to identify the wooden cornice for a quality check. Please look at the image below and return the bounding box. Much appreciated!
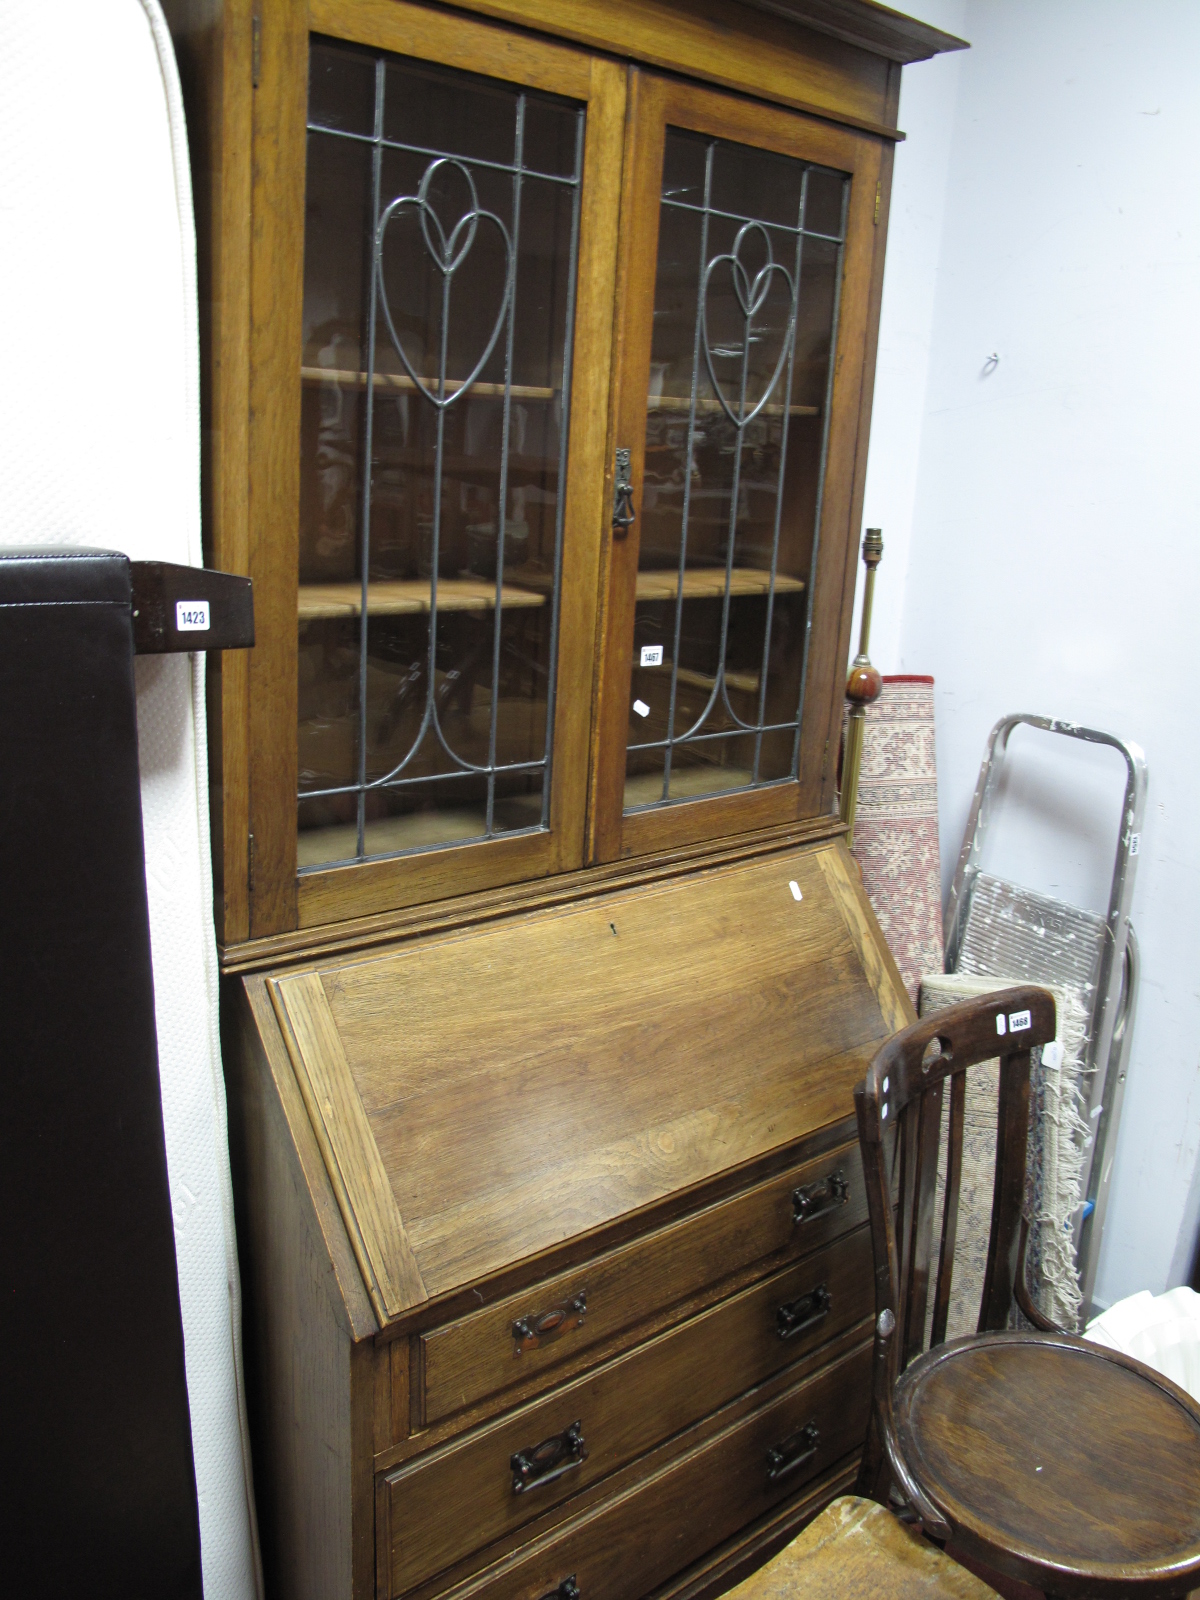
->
[735,0,968,64]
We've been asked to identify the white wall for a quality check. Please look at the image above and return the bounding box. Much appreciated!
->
[861,0,1200,1306]
[859,0,966,670]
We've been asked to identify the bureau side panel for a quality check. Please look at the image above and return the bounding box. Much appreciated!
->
[227,978,379,1600]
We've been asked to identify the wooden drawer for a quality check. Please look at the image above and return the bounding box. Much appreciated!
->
[383,1227,871,1595]
[420,1140,866,1426]
[424,1337,872,1600]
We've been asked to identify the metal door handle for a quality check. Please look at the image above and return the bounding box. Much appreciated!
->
[612,447,635,535]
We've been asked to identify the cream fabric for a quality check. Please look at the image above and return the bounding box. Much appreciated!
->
[0,3,259,1594]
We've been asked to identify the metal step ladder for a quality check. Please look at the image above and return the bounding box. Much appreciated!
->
[944,713,1146,1317]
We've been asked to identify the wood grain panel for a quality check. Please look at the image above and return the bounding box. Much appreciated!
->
[395,1339,872,1600]
[330,845,846,1109]
[246,0,307,935]
[390,1338,411,1446]
[420,1142,868,1427]
[816,840,914,1032]
[229,981,377,1600]
[655,1457,858,1600]
[388,1232,872,1593]
[300,845,889,1301]
[269,971,428,1318]
[781,129,884,815]
[736,1,967,66]
[587,66,665,865]
[298,828,559,930]
[543,52,628,879]
[392,977,875,1294]
[224,814,843,970]
[813,103,897,817]
[726,1492,1001,1600]
[438,0,897,135]
[618,782,809,862]
[309,0,592,97]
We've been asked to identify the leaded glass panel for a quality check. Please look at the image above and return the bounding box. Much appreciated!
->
[297,38,583,869]
[625,127,847,811]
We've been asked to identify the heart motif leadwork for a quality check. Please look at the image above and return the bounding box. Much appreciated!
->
[701,220,797,430]
[375,158,513,410]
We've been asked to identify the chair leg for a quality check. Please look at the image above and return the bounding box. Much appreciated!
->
[855,1409,889,1503]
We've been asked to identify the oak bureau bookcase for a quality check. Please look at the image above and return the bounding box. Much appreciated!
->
[162,2,966,1596]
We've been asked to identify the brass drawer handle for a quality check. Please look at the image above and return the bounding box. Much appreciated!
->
[511,1420,588,1495]
[776,1283,832,1341]
[792,1168,849,1224]
[512,1291,587,1355]
[766,1421,820,1482]
[537,1579,580,1600]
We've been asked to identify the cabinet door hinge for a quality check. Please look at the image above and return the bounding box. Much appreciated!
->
[248,832,256,893]
[873,182,882,225]
[251,6,262,89]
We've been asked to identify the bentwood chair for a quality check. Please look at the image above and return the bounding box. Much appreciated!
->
[854,986,1200,1600]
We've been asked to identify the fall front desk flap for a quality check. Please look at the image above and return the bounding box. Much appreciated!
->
[265,838,909,1324]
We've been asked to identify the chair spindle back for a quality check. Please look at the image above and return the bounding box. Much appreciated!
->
[854,986,1057,1370]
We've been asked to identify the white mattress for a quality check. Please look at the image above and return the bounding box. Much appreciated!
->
[0,4,260,1595]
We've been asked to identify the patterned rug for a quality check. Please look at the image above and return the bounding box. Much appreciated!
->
[850,676,943,1005]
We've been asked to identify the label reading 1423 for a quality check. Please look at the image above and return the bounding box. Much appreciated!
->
[176,600,210,632]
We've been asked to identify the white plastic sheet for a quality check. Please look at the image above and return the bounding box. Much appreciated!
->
[1086,1287,1200,1402]
[0,3,259,1594]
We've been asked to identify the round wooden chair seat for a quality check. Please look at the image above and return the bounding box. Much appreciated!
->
[895,1331,1200,1597]
[726,1496,1000,1599]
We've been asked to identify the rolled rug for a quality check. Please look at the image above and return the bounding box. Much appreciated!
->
[850,676,943,1005]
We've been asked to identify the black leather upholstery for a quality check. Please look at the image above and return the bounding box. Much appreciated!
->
[0,548,203,1598]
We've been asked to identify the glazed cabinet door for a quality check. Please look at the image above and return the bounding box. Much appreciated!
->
[246,0,624,936]
[589,72,886,863]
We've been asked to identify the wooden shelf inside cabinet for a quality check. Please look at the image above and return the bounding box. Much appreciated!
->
[648,394,821,419]
[298,371,823,439]
[635,568,806,603]
[668,662,760,695]
[297,578,548,621]
[300,366,559,404]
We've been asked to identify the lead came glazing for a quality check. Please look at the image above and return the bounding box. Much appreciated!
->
[625,129,848,810]
[296,39,584,869]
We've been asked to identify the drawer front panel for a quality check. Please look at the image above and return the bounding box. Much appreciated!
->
[387,1227,871,1594]
[431,1339,872,1600]
[421,1139,865,1425]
